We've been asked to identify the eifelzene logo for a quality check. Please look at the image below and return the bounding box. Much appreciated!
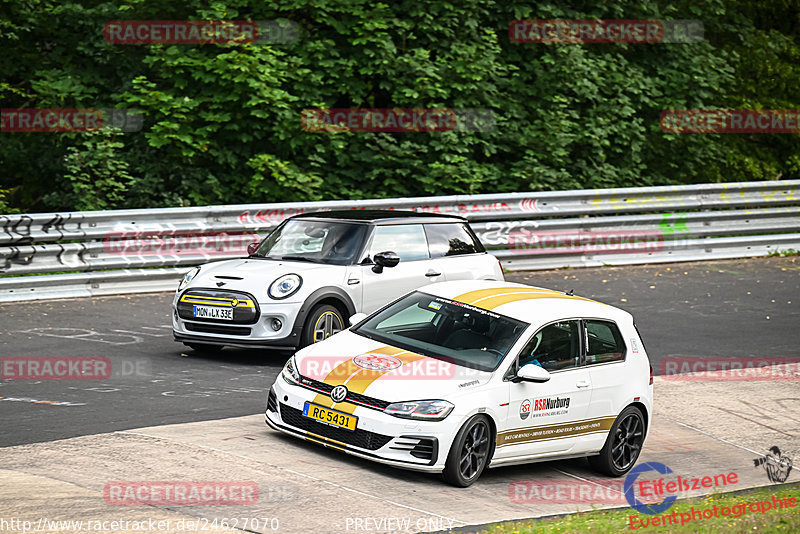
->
[534,397,570,411]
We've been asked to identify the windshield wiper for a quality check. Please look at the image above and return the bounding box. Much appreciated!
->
[275,255,323,263]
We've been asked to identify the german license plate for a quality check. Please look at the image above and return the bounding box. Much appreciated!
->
[303,402,357,431]
[192,305,233,320]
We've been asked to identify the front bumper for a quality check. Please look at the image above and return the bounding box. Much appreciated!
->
[265,374,456,473]
[172,288,304,348]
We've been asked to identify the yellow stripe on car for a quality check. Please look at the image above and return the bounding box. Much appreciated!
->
[179,295,255,308]
[453,286,593,311]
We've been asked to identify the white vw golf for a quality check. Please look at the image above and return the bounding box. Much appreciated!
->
[266,280,654,486]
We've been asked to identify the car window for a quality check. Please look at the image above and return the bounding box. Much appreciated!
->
[369,224,429,261]
[585,320,626,365]
[375,302,437,329]
[353,291,529,372]
[424,223,482,257]
[518,321,581,372]
[255,219,367,265]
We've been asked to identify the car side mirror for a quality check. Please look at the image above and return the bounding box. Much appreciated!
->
[349,313,367,326]
[516,363,551,383]
[371,251,400,273]
[247,242,259,255]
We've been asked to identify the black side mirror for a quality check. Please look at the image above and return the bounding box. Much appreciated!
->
[247,242,259,255]
[371,251,400,273]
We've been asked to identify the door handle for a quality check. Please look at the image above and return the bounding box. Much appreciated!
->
[576,380,590,388]
[425,271,442,277]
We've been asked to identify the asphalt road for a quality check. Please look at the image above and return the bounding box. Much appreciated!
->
[1,256,797,448]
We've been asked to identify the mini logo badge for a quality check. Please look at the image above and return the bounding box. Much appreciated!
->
[520,399,531,420]
[353,353,402,372]
[330,385,348,403]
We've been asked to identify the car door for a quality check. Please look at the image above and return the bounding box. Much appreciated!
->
[359,224,444,313]
[495,320,593,459]
[423,222,488,281]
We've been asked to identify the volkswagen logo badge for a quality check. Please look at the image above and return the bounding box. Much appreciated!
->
[330,385,348,403]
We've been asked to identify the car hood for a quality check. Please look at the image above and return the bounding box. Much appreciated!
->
[187,258,344,295]
[293,330,493,402]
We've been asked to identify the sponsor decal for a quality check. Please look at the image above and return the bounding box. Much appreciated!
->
[520,399,531,420]
[352,353,402,372]
[497,416,616,447]
[630,338,640,353]
[458,379,480,389]
[534,396,570,411]
[753,446,793,483]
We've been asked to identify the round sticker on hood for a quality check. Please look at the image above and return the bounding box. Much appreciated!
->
[353,353,402,372]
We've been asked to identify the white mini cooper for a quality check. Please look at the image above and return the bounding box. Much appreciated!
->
[172,211,503,351]
[266,280,653,486]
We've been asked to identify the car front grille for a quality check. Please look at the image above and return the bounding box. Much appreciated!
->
[177,288,260,324]
[297,376,391,411]
[279,403,393,451]
[185,323,252,336]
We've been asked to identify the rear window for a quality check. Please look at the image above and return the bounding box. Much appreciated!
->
[584,320,626,365]
[424,223,483,257]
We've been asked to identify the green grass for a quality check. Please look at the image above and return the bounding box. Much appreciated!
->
[463,482,800,534]
[768,249,799,257]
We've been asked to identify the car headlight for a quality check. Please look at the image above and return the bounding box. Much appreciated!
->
[178,266,200,291]
[384,400,454,421]
[269,274,302,300]
[281,356,301,386]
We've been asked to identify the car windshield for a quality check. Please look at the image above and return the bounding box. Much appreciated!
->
[352,291,529,372]
[253,219,367,265]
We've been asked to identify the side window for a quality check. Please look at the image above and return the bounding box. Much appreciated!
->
[518,321,581,372]
[584,320,626,365]
[369,224,430,261]
[424,223,482,258]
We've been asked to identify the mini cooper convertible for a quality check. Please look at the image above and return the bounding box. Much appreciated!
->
[266,280,653,486]
[172,210,502,352]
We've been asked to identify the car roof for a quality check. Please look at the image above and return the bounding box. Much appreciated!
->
[289,209,467,225]
[421,280,633,325]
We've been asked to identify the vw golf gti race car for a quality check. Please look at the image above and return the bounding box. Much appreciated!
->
[172,210,502,352]
[266,280,654,486]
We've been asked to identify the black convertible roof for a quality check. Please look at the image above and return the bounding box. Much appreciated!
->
[290,209,466,224]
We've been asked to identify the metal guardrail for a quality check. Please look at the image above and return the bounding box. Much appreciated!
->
[1,179,799,302]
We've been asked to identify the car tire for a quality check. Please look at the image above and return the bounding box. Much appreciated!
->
[442,415,492,487]
[301,304,345,346]
[589,405,646,477]
[184,343,223,353]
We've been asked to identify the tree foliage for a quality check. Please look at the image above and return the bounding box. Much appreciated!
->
[1,0,798,212]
